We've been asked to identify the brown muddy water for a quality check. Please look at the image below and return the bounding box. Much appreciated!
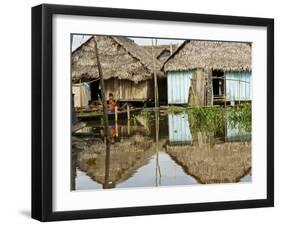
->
[71,108,252,190]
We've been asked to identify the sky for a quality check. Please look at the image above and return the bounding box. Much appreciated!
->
[71,34,184,51]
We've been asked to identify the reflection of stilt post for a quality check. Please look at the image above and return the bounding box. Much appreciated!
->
[71,150,77,191]
[155,110,161,186]
[103,142,111,189]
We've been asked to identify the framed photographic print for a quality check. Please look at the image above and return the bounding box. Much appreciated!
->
[31,4,274,221]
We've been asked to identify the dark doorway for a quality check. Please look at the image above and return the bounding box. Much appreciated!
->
[212,70,225,97]
[158,78,167,105]
[90,80,101,101]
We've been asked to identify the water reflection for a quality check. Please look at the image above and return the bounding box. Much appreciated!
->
[72,108,251,190]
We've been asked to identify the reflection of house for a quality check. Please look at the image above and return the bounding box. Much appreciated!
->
[226,125,251,142]
[166,141,251,183]
[226,113,251,142]
[168,113,192,145]
[72,83,91,108]
[76,135,156,188]
[72,36,164,103]
[163,41,252,106]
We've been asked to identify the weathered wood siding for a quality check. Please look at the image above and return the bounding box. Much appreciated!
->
[104,78,153,101]
[189,69,208,107]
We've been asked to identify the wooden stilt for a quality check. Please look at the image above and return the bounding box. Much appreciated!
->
[224,75,226,108]
[79,79,83,108]
[115,105,118,137]
[127,105,130,121]
[238,73,241,105]
[115,105,118,122]
[127,118,130,136]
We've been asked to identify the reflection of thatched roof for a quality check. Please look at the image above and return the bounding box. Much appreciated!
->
[163,40,252,72]
[72,36,164,83]
[141,44,178,62]
[76,135,156,187]
[166,141,251,183]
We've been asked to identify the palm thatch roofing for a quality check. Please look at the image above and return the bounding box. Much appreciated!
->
[72,36,164,83]
[166,141,251,184]
[163,40,252,72]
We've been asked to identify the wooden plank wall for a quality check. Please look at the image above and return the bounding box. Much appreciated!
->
[104,78,153,101]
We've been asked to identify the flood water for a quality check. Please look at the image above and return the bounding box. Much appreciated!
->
[71,108,252,191]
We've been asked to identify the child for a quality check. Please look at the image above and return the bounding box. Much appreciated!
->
[107,93,116,113]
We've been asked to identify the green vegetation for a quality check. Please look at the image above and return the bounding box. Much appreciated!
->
[140,110,153,120]
[188,106,226,135]
[163,103,252,136]
[130,114,138,127]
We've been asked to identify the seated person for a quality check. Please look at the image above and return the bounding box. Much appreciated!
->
[107,93,117,113]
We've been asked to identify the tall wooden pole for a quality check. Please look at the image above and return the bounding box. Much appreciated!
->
[238,73,241,105]
[224,75,226,108]
[93,36,109,140]
[151,39,159,108]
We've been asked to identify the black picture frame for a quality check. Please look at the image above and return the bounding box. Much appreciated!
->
[32,3,274,222]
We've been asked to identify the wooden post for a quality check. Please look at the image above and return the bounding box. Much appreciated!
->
[224,75,226,108]
[79,80,83,108]
[115,105,118,137]
[115,105,118,122]
[93,36,109,140]
[127,104,130,121]
[207,70,213,105]
[127,117,131,135]
[238,73,241,105]
[151,39,159,108]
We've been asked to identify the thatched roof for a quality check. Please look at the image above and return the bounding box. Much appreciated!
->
[72,36,164,83]
[163,40,252,72]
[166,141,251,184]
[76,135,156,188]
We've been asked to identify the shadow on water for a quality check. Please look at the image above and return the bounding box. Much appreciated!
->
[71,105,252,190]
